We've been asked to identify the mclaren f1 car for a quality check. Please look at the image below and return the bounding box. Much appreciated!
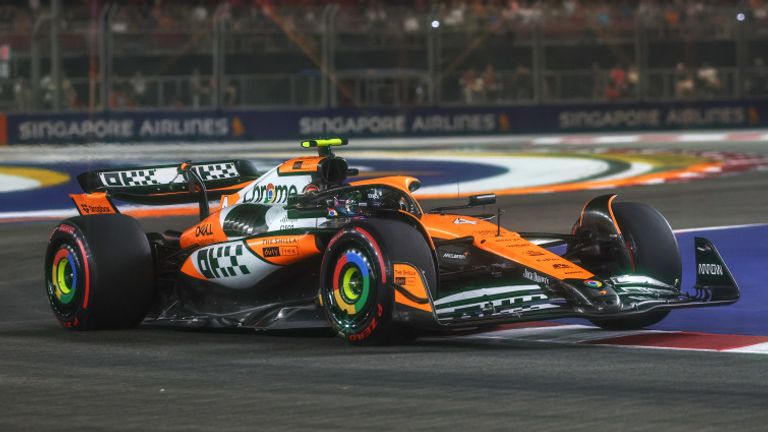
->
[45,138,740,344]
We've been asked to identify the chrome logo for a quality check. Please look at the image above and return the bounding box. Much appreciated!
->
[584,279,604,289]
[331,250,371,316]
[51,246,78,304]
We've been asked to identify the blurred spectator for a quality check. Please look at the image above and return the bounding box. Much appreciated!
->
[697,63,721,97]
[190,69,211,108]
[364,0,387,30]
[443,0,467,27]
[130,71,148,105]
[192,2,208,24]
[403,11,420,33]
[482,64,501,102]
[606,63,628,100]
[13,78,32,111]
[460,68,483,104]
[627,63,639,97]
[513,64,532,100]
[224,80,238,106]
[746,57,768,96]
[674,62,696,98]
[109,83,129,109]
[39,75,53,109]
[62,79,79,109]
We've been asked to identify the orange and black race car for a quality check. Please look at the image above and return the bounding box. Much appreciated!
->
[45,139,740,344]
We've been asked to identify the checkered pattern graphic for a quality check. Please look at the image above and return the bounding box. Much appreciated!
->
[197,244,251,279]
[193,163,239,181]
[100,169,160,187]
[436,292,555,321]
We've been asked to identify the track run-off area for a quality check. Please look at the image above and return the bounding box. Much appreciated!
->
[1,130,768,431]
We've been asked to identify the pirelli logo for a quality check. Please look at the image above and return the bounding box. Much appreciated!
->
[197,244,251,279]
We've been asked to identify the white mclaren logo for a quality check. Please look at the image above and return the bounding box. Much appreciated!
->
[698,263,723,276]
[453,218,477,225]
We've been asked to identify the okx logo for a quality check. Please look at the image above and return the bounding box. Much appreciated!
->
[242,183,298,204]
[197,244,251,279]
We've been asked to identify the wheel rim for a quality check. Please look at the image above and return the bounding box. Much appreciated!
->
[329,247,374,329]
[47,243,81,315]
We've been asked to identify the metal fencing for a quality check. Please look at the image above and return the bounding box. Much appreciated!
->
[1,2,768,112]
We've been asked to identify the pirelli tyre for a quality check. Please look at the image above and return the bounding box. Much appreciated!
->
[590,202,681,330]
[320,219,436,345]
[45,215,154,330]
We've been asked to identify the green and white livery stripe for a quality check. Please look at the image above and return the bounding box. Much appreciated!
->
[434,285,543,308]
[434,285,563,320]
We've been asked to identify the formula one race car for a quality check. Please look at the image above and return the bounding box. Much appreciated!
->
[45,138,740,344]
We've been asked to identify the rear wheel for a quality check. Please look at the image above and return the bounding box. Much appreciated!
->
[45,215,155,330]
[589,202,681,330]
[320,219,435,345]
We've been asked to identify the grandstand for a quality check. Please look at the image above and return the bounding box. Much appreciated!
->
[1,0,767,113]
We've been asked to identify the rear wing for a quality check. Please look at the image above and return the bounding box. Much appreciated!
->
[76,160,261,205]
[72,160,261,220]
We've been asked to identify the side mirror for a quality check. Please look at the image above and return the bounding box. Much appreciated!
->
[468,193,496,207]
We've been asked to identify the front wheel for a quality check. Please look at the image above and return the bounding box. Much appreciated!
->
[589,202,680,330]
[319,219,436,345]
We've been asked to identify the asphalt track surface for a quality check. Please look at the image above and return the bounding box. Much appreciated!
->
[2,161,768,430]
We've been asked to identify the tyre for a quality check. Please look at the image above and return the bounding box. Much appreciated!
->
[45,215,155,330]
[589,202,681,330]
[320,219,436,345]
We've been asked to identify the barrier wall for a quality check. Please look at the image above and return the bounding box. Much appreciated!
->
[1,99,766,144]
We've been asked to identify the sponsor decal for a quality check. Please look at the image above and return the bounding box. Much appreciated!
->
[57,224,76,235]
[51,245,79,305]
[523,268,550,285]
[558,106,746,130]
[242,183,298,204]
[101,169,159,187]
[300,116,407,135]
[348,304,383,342]
[19,119,134,141]
[698,263,723,276]
[197,244,251,279]
[453,217,477,225]
[410,114,496,133]
[525,250,545,256]
[552,263,571,269]
[260,236,299,246]
[584,279,604,289]
[281,246,298,256]
[292,161,303,169]
[137,118,230,138]
[79,203,113,215]
[262,246,281,258]
[442,252,466,260]
[195,223,213,237]
[17,117,230,142]
[298,113,498,136]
